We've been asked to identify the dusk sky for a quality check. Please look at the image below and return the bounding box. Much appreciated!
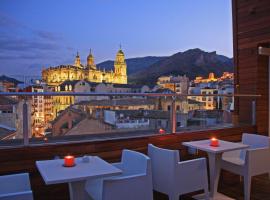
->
[0,0,232,77]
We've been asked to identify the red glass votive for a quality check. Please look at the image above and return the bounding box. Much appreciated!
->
[159,128,165,134]
[64,155,75,167]
[210,138,219,147]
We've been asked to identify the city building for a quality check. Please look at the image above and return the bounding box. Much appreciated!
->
[157,75,189,94]
[0,96,18,132]
[30,86,45,136]
[200,87,218,110]
[0,75,22,92]
[0,96,32,139]
[51,107,86,136]
[76,98,156,118]
[104,109,187,131]
[53,80,151,117]
[42,49,127,86]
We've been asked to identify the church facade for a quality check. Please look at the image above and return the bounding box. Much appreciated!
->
[42,49,128,86]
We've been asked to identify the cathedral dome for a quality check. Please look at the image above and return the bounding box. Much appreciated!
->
[87,50,94,59]
[115,48,125,64]
[117,49,124,55]
[87,49,95,68]
[87,54,93,59]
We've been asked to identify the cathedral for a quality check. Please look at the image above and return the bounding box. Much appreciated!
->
[42,48,128,86]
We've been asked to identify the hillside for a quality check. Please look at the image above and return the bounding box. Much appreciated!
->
[96,48,233,85]
[97,56,166,75]
[129,48,233,85]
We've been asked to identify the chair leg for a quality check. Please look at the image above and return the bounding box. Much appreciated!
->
[244,175,251,200]
[204,189,210,200]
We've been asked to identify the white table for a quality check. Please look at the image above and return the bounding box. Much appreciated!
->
[183,140,249,200]
[36,156,122,200]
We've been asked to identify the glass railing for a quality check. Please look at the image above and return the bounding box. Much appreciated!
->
[0,92,260,147]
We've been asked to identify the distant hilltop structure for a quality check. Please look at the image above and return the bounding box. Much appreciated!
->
[42,48,127,86]
[194,72,233,84]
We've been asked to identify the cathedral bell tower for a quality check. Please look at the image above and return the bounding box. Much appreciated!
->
[74,51,81,67]
[114,46,127,84]
[87,49,96,70]
[114,47,127,75]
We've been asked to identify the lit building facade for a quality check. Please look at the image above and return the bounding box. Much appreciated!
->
[194,72,234,84]
[42,49,127,86]
[194,72,218,84]
[157,75,189,94]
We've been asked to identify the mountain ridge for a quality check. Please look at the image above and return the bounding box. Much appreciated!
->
[97,48,233,85]
[97,56,167,75]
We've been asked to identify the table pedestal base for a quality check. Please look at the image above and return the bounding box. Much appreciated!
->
[69,180,88,200]
[207,152,222,198]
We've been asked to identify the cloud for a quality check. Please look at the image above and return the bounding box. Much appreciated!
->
[0,36,59,52]
[0,12,72,76]
[0,51,60,60]
[34,30,62,41]
[0,12,62,53]
[0,12,25,29]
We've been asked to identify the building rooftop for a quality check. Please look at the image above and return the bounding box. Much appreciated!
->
[108,109,175,119]
[0,96,18,105]
[77,98,155,107]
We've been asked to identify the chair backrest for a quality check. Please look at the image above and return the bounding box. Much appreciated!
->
[103,149,153,200]
[120,149,150,176]
[242,133,270,148]
[240,133,270,159]
[0,173,31,195]
[148,144,180,194]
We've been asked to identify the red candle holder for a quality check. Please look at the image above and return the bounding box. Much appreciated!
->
[64,155,75,167]
[159,128,165,134]
[210,137,219,147]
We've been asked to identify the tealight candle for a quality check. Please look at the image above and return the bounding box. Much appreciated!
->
[64,155,75,167]
[159,128,165,134]
[210,137,219,147]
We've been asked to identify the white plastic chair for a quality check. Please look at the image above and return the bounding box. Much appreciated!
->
[148,144,209,200]
[221,133,270,200]
[85,149,153,200]
[0,173,33,200]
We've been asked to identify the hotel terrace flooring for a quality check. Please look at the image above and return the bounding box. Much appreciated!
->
[33,164,270,200]
[154,173,270,200]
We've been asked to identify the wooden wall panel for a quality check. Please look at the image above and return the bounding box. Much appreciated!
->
[233,0,270,134]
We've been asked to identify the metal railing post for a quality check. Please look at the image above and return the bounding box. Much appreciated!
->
[251,100,256,126]
[170,96,176,134]
[23,98,29,146]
